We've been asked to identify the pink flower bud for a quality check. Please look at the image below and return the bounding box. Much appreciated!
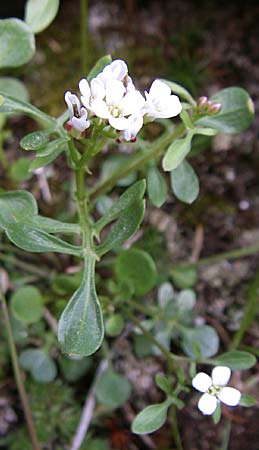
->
[208,102,221,114]
[198,96,208,108]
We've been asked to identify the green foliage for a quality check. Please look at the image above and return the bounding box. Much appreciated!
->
[171,265,198,289]
[132,402,169,434]
[115,248,157,295]
[0,93,55,127]
[209,351,256,370]
[25,0,60,34]
[162,131,193,172]
[0,18,35,68]
[19,348,57,383]
[58,255,104,357]
[59,355,92,382]
[0,77,29,102]
[95,368,131,409]
[94,179,146,234]
[239,394,257,407]
[196,87,254,133]
[10,285,43,324]
[0,190,81,255]
[30,137,68,170]
[170,160,199,204]
[105,313,124,337]
[147,165,167,207]
[182,325,219,358]
[87,55,112,81]
[20,130,53,151]
[96,200,145,257]
[9,157,32,182]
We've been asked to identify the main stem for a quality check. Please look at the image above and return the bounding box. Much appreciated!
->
[80,0,88,75]
[0,294,41,450]
[75,165,92,252]
[170,406,184,450]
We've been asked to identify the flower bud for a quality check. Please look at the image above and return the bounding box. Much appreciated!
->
[198,96,208,108]
[208,102,221,114]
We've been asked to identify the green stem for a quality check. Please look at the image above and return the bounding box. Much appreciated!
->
[175,243,259,270]
[0,293,41,450]
[0,253,51,278]
[170,406,184,450]
[230,268,259,351]
[89,123,185,201]
[80,0,88,75]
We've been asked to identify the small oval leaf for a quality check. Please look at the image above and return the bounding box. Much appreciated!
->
[58,255,104,357]
[170,160,199,204]
[11,286,43,324]
[132,402,169,434]
[147,166,167,207]
[209,351,256,370]
[162,132,193,172]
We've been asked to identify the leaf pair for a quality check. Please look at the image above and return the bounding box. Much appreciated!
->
[0,190,81,256]
[95,180,146,257]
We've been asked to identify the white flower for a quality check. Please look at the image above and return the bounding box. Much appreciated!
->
[142,79,182,121]
[64,91,90,132]
[192,366,241,415]
[120,114,143,142]
[89,79,145,131]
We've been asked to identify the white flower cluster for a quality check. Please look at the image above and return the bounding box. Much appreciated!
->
[64,59,182,141]
[192,366,241,415]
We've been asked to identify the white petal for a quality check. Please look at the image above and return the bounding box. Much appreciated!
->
[218,387,241,406]
[109,59,128,81]
[212,366,231,386]
[120,90,145,116]
[198,393,218,415]
[90,78,105,99]
[192,372,212,393]
[105,80,125,105]
[156,95,182,118]
[122,114,143,141]
[109,116,129,131]
[65,91,81,118]
[79,78,91,99]
[91,99,110,119]
[71,108,90,132]
[149,79,171,98]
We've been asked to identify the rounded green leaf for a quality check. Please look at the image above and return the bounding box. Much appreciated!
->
[9,157,32,182]
[0,18,35,68]
[19,348,57,383]
[96,369,131,409]
[25,0,59,34]
[105,313,124,337]
[170,160,199,204]
[147,166,167,207]
[132,402,168,434]
[196,87,254,133]
[59,356,92,382]
[115,248,157,296]
[0,77,29,102]
[171,265,198,289]
[210,351,256,370]
[182,325,219,358]
[11,286,43,324]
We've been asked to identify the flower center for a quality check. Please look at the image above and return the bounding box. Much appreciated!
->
[108,105,121,118]
[207,385,221,396]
